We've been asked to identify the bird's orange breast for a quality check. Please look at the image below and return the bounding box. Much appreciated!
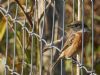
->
[72,32,89,54]
[62,31,89,58]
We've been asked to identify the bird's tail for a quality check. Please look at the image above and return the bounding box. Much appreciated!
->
[50,56,62,72]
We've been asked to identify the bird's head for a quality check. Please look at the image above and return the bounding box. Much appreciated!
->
[66,21,90,33]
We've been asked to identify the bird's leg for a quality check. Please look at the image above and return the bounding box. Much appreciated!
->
[72,56,77,64]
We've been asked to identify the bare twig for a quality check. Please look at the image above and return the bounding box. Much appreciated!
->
[14,0,33,27]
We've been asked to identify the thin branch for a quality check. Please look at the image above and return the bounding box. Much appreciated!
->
[14,0,33,27]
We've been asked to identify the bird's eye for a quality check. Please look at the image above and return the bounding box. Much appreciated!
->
[74,24,79,28]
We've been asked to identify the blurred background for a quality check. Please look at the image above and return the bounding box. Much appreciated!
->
[0,0,100,75]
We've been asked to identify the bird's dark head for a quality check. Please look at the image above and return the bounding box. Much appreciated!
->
[66,21,90,32]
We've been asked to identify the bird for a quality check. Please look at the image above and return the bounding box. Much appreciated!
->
[50,21,91,71]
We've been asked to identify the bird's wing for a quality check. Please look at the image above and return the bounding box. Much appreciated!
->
[51,33,75,70]
[61,32,75,53]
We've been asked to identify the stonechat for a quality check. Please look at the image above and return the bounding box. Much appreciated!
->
[51,21,90,70]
